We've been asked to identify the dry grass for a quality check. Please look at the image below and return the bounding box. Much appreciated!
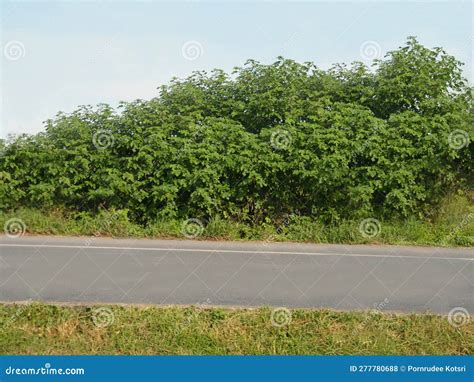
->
[1,303,472,355]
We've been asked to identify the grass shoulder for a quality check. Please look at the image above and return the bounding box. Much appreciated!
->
[1,193,473,247]
[0,303,472,355]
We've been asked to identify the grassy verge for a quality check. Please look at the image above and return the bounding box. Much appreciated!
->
[0,303,472,355]
[1,194,473,246]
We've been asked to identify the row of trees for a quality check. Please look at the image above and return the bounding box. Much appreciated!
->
[1,37,472,224]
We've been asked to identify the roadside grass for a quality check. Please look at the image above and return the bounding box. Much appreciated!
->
[1,194,473,246]
[0,303,472,355]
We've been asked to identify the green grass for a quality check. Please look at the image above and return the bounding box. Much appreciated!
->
[1,193,473,246]
[0,303,472,355]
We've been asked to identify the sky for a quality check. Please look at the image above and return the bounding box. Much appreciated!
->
[1,0,472,138]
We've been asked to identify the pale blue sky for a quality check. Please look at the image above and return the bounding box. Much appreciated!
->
[1,0,472,138]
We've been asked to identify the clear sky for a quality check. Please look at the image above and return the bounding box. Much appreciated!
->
[1,0,472,138]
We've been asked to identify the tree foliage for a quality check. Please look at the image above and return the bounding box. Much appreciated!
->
[1,38,472,224]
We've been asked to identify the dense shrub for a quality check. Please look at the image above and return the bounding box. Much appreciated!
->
[0,37,472,224]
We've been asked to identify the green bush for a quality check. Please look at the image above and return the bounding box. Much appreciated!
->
[0,37,472,226]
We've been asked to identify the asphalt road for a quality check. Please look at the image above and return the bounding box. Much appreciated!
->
[1,236,472,313]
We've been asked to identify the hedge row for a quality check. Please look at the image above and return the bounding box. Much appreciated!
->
[1,37,472,224]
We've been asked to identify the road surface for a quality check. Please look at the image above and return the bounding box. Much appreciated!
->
[1,236,472,313]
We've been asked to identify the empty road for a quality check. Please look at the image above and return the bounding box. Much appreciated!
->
[1,236,473,313]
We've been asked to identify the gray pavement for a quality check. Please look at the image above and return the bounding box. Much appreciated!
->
[1,236,472,313]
